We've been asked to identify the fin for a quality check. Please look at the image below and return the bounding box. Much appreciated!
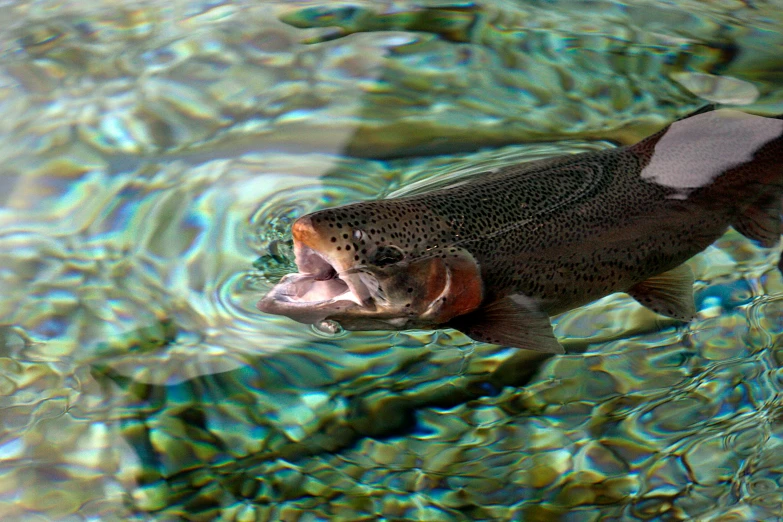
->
[449,295,564,354]
[733,197,781,248]
[627,265,695,321]
[629,104,716,158]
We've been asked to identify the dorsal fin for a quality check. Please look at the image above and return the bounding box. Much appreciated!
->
[632,109,783,194]
[629,104,715,159]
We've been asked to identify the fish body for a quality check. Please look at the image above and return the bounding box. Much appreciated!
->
[258,109,783,352]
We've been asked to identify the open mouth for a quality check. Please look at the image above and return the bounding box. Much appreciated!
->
[291,243,359,304]
[257,242,374,322]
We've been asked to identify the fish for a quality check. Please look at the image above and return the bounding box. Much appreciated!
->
[258,108,783,353]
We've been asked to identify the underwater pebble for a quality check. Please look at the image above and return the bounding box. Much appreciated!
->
[131,480,171,512]
[235,503,259,522]
[516,418,573,452]
[727,426,767,458]
[644,454,691,496]
[574,441,629,477]
[675,484,731,517]
[511,449,573,488]
[683,436,740,486]
[420,445,465,473]
[468,404,506,427]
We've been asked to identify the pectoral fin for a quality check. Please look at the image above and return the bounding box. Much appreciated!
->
[733,197,781,248]
[627,265,695,321]
[448,295,564,353]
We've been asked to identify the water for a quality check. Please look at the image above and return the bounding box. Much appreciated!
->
[1,0,783,520]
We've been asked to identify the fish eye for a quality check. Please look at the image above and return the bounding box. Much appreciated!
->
[369,245,404,267]
[352,229,364,242]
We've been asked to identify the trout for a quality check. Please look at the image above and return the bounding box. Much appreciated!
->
[258,108,783,353]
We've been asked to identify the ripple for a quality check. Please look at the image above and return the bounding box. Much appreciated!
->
[244,156,388,252]
[310,320,349,339]
[388,141,613,199]
[746,294,783,353]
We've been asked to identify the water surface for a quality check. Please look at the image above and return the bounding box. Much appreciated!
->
[1,0,783,520]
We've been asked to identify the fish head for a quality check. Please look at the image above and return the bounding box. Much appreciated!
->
[257,204,484,332]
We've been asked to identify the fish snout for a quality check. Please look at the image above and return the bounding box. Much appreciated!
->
[292,216,318,246]
[292,214,337,256]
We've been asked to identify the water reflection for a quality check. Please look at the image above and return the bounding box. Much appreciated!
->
[1,0,783,519]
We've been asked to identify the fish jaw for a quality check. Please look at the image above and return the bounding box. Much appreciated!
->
[257,215,485,332]
[257,216,371,324]
[256,271,363,325]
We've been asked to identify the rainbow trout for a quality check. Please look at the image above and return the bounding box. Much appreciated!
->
[258,108,783,353]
